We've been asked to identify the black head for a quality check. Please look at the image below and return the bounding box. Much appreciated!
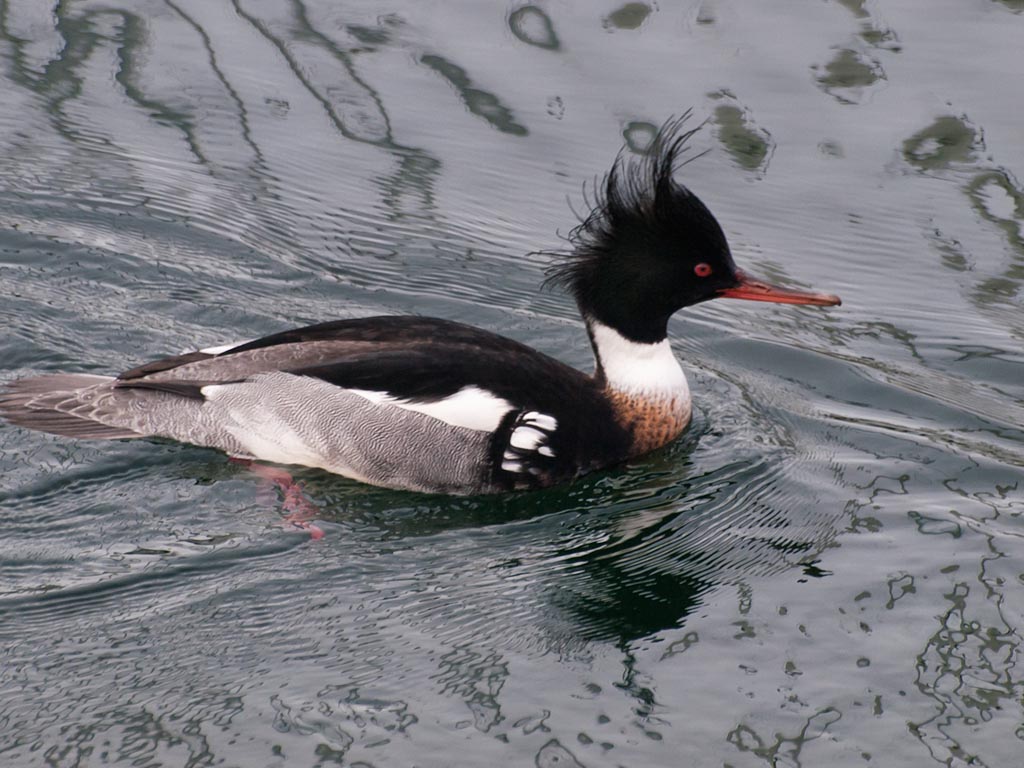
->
[546,115,841,344]
[546,115,739,343]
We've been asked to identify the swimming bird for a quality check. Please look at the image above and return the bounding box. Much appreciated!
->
[0,119,840,495]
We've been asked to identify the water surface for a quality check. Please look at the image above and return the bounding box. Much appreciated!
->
[1,1,1023,766]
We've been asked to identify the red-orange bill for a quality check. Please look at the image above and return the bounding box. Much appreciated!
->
[717,270,842,307]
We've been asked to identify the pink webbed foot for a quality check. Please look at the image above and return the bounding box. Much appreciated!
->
[230,458,325,540]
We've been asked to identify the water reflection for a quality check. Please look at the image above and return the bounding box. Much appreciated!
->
[3,0,1024,765]
[0,0,445,239]
[419,54,528,136]
[603,3,653,32]
[792,377,1024,767]
[708,92,773,174]
[905,476,1024,766]
[230,0,445,217]
[814,48,884,104]
[836,0,901,50]
[903,116,980,171]
[728,707,842,767]
[508,5,560,51]
[994,0,1024,12]
[903,115,1024,311]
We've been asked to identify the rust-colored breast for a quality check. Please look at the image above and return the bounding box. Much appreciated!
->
[606,388,692,457]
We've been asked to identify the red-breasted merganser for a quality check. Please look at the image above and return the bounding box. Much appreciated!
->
[0,119,840,495]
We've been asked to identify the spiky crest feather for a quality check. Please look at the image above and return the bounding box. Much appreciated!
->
[543,112,736,343]
[544,113,709,300]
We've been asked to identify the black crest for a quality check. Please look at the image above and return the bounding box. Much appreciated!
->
[545,112,737,343]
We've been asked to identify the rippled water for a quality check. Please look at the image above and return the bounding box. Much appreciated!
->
[1,1,1023,766]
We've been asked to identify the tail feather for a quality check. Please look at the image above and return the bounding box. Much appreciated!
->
[0,374,144,440]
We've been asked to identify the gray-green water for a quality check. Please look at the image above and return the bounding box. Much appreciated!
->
[1,1,1023,766]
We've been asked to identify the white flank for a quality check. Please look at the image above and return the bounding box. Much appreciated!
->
[348,385,513,433]
[588,320,689,396]
[197,339,253,355]
[200,384,227,400]
[201,384,338,471]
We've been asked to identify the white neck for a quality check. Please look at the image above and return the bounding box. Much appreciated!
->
[587,319,689,396]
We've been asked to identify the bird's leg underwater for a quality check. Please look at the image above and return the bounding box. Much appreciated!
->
[229,457,325,540]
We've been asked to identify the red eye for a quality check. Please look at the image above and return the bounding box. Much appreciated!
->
[694,263,713,277]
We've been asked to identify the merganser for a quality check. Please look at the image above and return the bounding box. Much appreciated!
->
[1,118,840,495]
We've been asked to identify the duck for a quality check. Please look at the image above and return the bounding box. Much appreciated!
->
[0,117,840,495]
